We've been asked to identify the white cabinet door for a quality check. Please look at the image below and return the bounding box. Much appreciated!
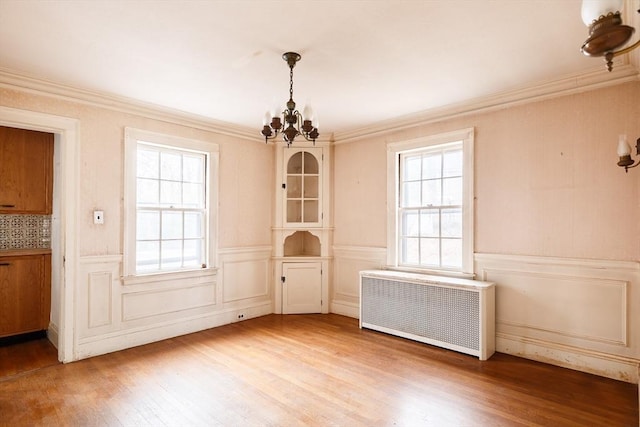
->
[282,262,322,314]
[282,147,322,227]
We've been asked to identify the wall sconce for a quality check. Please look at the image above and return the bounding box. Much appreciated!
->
[617,134,640,171]
[581,0,640,71]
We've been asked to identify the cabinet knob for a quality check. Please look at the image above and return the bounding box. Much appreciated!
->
[0,204,15,208]
[0,263,11,267]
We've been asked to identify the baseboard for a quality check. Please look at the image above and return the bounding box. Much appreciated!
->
[498,333,640,384]
[330,300,359,319]
[75,303,272,360]
[47,323,59,350]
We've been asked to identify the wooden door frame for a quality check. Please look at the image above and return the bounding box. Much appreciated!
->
[0,106,80,363]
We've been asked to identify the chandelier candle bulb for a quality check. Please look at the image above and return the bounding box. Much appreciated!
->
[581,0,623,25]
[617,134,631,156]
[303,105,314,121]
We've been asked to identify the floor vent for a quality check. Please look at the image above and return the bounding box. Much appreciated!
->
[360,270,495,360]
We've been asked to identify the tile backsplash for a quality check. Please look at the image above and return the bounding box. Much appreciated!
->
[0,214,51,250]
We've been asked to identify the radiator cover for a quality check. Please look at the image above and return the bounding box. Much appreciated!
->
[360,270,495,360]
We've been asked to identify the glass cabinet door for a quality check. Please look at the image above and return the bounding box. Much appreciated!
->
[285,150,320,225]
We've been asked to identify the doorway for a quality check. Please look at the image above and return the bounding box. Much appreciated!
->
[0,106,79,363]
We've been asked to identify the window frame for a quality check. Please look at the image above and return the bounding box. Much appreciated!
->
[123,127,219,280]
[386,128,474,277]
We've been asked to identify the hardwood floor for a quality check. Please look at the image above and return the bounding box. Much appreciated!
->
[0,314,637,426]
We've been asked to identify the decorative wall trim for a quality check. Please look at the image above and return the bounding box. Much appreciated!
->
[475,252,640,383]
[76,302,272,360]
[219,245,272,304]
[0,67,260,143]
[333,63,639,144]
[75,249,273,360]
[498,333,639,384]
[87,271,113,328]
[330,300,360,319]
[331,246,386,318]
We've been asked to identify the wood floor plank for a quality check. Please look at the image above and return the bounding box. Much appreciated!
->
[0,314,637,426]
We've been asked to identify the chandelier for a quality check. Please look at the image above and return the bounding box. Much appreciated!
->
[580,0,640,71]
[261,52,319,146]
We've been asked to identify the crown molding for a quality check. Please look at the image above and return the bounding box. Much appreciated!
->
[333,61,640,145]
[0,67,261,142]
[2,60,638,147]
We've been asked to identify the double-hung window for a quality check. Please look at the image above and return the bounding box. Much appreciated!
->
[387,128,474,276]
[124,128,218,277]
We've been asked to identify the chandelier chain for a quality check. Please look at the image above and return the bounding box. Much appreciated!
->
[289,66,294,103]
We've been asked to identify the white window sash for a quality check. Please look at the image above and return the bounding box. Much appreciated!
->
[386,128,474,276]
[123,127,219,279]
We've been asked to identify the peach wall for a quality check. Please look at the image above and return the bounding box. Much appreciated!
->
[333,81,640,261]
[0,87,273,256]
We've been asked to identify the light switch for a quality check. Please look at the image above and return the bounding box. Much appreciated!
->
[93,210,104,224]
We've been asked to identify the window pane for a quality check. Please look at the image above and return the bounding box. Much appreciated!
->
[184,212,203,239]
[160,181,181,206]
[441,238,462,268]
[402,182,421,207]
[137,241,159,272]
[162,211,183,240]
[442,177,462,205]
[161,240,182,270]
[160,152,182,181]
[402,211,419,237]
[420,210,439,237]
[183,239,202,267]
[441,208,462,238]
[402,237,419,265]
[422,179,441,206]
[287,152,303,174]
[403,155,422,181]
[443,150,462,177]
[422,153,441,179]
[137,178,159,205]
[303,152,319,174]
[420,238,440,266]
[183,183,203,208]
[137,211,160,240]
[287,176,302,198]
[137,149,159,179]
[183,155,204,183]
[303,200,318,222]
[287,200,302,222]
[303,176,318,198]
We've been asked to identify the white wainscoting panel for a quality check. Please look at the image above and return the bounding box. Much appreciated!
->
[220,246,272,308]
[75,249,273,360]
[475,253,640,383]
[88,271,113,328]
[332,246,386,318]
[77,255,122,340]
[122,282,216,322]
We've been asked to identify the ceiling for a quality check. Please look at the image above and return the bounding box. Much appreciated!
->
[0,0,634,138]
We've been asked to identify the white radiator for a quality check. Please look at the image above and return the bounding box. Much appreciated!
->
[359,270,495,360]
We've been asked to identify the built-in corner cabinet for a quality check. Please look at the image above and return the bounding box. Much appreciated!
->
[0,126,53,215]
[273,145,331,314]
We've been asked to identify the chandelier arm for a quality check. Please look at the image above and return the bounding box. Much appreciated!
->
[623,161,640,172]
[612,38,640,57]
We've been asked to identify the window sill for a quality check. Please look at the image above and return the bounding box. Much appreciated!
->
[384,266,475,280]
[122,267,218,286]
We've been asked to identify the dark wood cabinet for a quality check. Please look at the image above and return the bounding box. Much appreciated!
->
[0,253,51,338]
[0,126,54,214]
